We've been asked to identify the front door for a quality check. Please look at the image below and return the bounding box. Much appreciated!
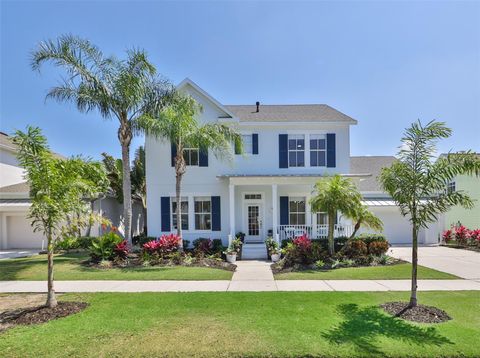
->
[244,204,263,242]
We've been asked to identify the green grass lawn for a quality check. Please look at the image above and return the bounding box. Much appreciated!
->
[275,262,459,280]
[1,291,479,357]
[0,253,233,281]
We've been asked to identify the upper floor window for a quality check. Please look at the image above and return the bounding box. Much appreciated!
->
[447,181,456,193]
[184,148,199,166]
[289,197,306,225]
[171,197,189,230]
[310,134,326,167]
[288,135,305,167]
[194,196,211,230]
[241,134,253,154]
[316,212,338,225]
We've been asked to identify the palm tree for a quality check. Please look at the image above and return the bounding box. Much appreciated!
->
[380,120,480,308]
[146,92,242,249]
[310,175,362,256]
[348,204,383,239]
[131,146,147,234]
[31,35,171,243]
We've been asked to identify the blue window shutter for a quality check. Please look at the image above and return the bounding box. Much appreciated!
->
[211,196,221,231]
[161,197,171,232]
[279,134,288,168]
[326,133,336,168]
[199,149,208,167]
[280,196,289,225]
[252,133,259,154]
[171,143,177,167]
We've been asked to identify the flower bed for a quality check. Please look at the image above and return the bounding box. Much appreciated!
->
[272,233,397,274]
[442,226,480,252]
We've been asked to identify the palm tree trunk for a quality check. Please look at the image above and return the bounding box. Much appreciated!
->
[142,200,147,236]
[46,229,57,308]
[349,221,361,240]
[409,225,418,307]
[85,200,95,237]
[175,169,184,251]
[328,211,335,256]
[119,122,132,244]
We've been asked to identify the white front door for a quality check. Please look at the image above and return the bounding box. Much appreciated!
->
[244,203,263,242]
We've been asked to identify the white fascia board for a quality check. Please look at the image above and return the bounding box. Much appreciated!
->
[177,78,239,121]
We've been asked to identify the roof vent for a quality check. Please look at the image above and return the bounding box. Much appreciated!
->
[256,101,260,112]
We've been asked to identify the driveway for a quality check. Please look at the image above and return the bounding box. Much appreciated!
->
[389,246,480,280]
[0,250,39,260]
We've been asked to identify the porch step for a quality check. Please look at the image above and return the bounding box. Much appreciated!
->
[241,243,268,260]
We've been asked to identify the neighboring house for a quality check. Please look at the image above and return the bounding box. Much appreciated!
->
[0,132,144,250]
[146,78,439,257]
[440,154,480,230]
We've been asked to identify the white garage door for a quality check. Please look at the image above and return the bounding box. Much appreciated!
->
[363,206,416,245]
[6,215,45,249]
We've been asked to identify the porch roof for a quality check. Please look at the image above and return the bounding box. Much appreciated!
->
[218,173,372,185]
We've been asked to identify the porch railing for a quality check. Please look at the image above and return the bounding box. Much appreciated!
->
[277,224,354,242]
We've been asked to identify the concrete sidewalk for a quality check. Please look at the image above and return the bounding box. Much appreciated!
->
[1,279,480,293]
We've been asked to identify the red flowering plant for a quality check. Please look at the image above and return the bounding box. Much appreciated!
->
[469,229,480,246]
[293,234,312,251]
[142,234,181,257]
[114,240,129,259]
[442,229,453,243]
[454,225,470,246]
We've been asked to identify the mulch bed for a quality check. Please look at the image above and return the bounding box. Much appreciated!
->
[0,301,88,332]
[380,301,451,323]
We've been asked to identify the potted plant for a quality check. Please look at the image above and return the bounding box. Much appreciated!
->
[224,245,237,263]
[231,237,243,260]
[270,249,281,262]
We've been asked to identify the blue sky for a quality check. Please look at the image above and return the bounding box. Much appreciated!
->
[1,1,479,160]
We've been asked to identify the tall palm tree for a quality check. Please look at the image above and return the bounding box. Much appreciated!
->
[31,35,171,243]
[380,120,480,308]
[145,92,242,248]
[348,204,383,239]
[310,175,362,256]
[131,146,147,234]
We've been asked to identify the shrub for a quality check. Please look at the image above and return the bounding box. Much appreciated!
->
[281,234,325,266]
[114,240,129,259]
[356,233,387,245]
[315,259,325,269]
[193,238,213,254]
[236,232,246,242]
[442,229,453,243]
[470,229,480,246]
[89,232,124,261]
[367,240,389,256]
[342,239,368,258]
[133,234,156,247]
[455,225,470,245]
[183,240,191,249]
[143,234,181,256]
[212,239,224,253]
[265,236,279,254]
[293,234,312,251]
[55,236,80,251]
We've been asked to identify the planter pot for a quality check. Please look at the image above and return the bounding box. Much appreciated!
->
[271,253,281,262]
[226,254,237,263]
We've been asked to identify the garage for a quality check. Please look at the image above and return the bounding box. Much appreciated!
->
[4,214,45,249]
[366,206,414,244]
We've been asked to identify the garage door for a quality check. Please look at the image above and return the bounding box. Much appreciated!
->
[6,215,45,249]
[362,206,417,245]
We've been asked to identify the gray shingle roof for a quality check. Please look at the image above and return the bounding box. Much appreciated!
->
[0,182,30,193]
[350,156,396,192]
[224,104,357,123]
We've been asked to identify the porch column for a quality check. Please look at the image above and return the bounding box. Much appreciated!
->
[229,183,235,237]
[272,184,278,236]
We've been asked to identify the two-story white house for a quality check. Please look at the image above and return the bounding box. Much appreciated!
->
[146,79,439,257]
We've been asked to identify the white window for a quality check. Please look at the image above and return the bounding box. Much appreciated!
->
[184,148,199,166]
[447,181,456,193]
[171,197,189,231]
[245,193,262,200]
[310,134,326,167]
[289,197,306,225]
[194,197,211,230]
[241,134,253,154]
[288,134,305,167]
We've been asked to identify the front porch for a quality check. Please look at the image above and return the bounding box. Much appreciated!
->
[221,175,359,246]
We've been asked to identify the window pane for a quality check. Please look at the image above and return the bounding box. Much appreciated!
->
[190,150,198,165]
[297,151,304,166]
[297,214,306,225]
[319,139,326,150]
[289,214,297,225]
[242,134,253,154]
[288,139,297,150]
[310,139,318,149]
[289,153,297,166]
[298,200,306,212]
[297,139,304,149]
[318,151,326,166]
[311,152,318,166]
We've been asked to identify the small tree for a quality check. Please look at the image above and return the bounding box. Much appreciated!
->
[13,126,108,308]
[144,92,242,249]
[310,175,362,255]
[348,204,383,239]
[380,120,480,307]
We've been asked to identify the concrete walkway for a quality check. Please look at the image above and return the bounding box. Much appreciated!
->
[389,246,480,280]
[229,260,277,291]
[1,279,480,293]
